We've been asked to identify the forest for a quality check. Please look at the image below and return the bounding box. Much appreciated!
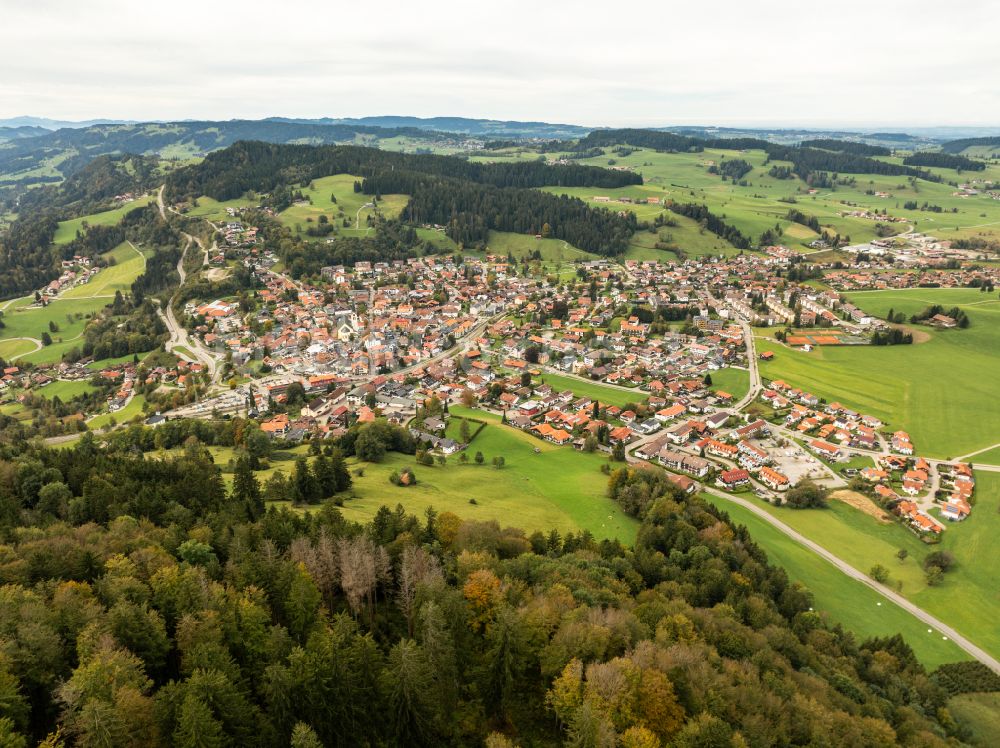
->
[0,421,976,747]
[902,153,986,171]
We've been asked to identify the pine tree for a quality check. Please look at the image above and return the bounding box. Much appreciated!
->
[173,693,224,748]
[292,457,321,504]
[231,455,263,519]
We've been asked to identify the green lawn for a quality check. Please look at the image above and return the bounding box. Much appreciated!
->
[700,492,968,668]
[61,243,148,299]
[733,471,1000,664]
[277,174,408,235]
[53,196,154,244]
[536,371,647,409]
[758,288,1000,458]
[970,446,1000,466]
[283,407,638,542]
[707,367,750,401]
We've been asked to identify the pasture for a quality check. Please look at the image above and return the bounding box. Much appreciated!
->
[758,288,1000,458]
[276,174,408,236]
[701,492,968,668]
[259,407,637,542]
[61,243,148,299]
[535,371,647,409]
[0,242,152,364]
[524,144,1000,253]
[53,196,154,245]
[740,470,1000,663]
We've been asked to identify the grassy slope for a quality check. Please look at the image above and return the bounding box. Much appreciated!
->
[701,493,967,668]
[737,471,1000,663]
[277,174,407,236]
[259,407,637,542]
[61,243,148,299]
[53,196,154,244]
[535,372,647,409]
[758,288,1000,458]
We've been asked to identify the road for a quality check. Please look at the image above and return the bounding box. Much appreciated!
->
[732,321,763,410]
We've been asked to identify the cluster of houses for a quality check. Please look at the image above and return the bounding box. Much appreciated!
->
[761,381,884,454]
[39,257,98,299]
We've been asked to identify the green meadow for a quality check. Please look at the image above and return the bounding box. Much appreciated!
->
[701,493,967,668]
[732,470,1000,664]
[514,144,1000,253]
[707,367,750,402]
[758,288,1000,458]
[0,243,151,364]
[185,195,260,222]
[259,407,637,542]
[277,174,408,236]
[535,371,646,410]
[60,243,148,299]
[53,196,154,244]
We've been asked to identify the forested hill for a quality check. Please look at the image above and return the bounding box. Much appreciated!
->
[0,424,971,746]
[167,141,642,254]
[166,141,641,201]
[0,120,463,188]
[577,129,941,182]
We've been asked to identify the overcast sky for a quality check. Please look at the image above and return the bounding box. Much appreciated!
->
[3,0,998,127]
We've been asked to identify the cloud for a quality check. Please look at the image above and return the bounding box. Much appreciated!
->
[2,0,998,126]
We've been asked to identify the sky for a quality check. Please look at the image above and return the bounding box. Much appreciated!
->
[3,0,999,128]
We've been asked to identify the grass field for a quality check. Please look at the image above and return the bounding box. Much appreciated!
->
[277,174,408,237]
[701,493,967,668]
[733,470,1000,664]
[707,367,750,401]
[758,288,1000,458]
[0,243,153,365]
[88,395,146,430]
[535,371,647,409]
[53,196,154,245]
[257,407,637,542]
[0,338,38,359]
[35,379,96,401]
[948,692,1000,745]
[484,230,595,262]
[61,243,148,299]
[970,446,1000,466]
[185,195,260,222]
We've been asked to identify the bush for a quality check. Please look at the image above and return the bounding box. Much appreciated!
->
[389,467,417,487]
[933,661,1000,695]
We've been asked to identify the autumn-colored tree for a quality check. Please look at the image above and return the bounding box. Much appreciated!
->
[462,568,503,633]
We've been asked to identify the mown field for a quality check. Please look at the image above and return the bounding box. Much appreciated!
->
[256,407,637,542]
[701,493,968,668]
[758,288,1000,458]
[53,196,154,244]
[707,366,750,401]
[737,470,1000,664]
[277,174,408,238]
[535,371,647,409]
